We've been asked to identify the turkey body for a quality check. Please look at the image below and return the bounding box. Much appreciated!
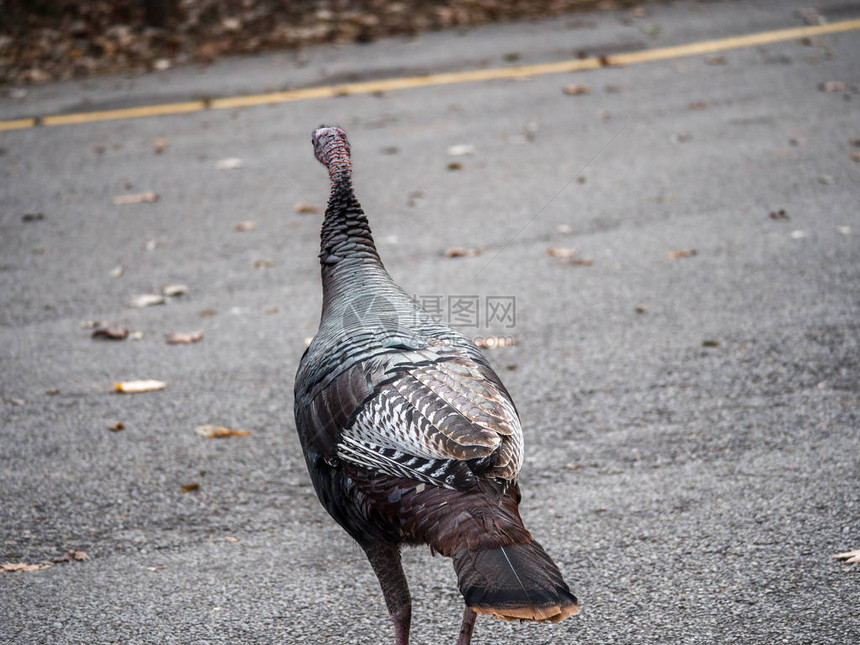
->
[294,126,578,645]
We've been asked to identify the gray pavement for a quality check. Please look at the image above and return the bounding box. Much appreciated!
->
[2,0,859,643]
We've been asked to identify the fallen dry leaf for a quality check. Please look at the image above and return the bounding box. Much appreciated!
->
[561,257,594,266]
[254,259,274,269]
[446,161,463,171]
[53,550,90,563]
[635,306,649,314]
[547,247,593,265]
[199,309,218,318]
[130,294,165,308]
[666,249,697,259]
[22,212,45,222]
[702,340,720,348]
[546,247,578,259]
[181,482,200,493]
[293,202,320,214]
[224,536,240,543]
[194,424,252,439]
[819,81,846,92]
[108,422,125,432]
[113,192,158,205]
[234,220,257,232]
[474,336,517,349]
[851,152,860,162]
[769,209,789,220]
[146,566,168,571]
[446,144,476,156]
[833,549,860,564]
[115,380,167,394]
[444,247,482,258]
[162,284,188,297]
[92,327,129,340]
[152,137,170,154]
[216,157,243,170]
[1,562,52,572]
[166,330,204,345]
[563,84,591,95]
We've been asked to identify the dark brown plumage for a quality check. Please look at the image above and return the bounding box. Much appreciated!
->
[294,126,578,644]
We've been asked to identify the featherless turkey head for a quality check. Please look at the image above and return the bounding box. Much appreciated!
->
[312,125,352,180]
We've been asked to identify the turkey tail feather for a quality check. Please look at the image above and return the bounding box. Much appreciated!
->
[453,539,578,623]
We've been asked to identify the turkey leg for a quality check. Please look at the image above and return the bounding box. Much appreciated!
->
[365,543,412,645]
[456,606,477,645]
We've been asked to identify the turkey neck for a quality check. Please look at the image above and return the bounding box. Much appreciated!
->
[319,166,389,316]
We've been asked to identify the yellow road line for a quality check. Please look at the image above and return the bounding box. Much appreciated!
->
[1,18,858,132]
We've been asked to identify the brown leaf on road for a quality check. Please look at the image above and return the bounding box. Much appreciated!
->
[166,330,204,345]
[92,327,129,340]
[161,284,188,297]
[53,550,90,563]
[130,293,165,308]
[563,84,591,95]
[1,562,52,572]
[113,192,158,205]
[152,137,170,154]
[115,379,167,394]
[444,247,482,258]
[547,247,577,259]
[216,157,243,170]
[22,212,45,222]
[446,161,463,171]
[194,424,252,439]
[833,550,860,564]
[108,422,125,432]
[547,247,593,265]
[666,249,698,259]
[446,144,476,157]
[181,482,200,493]
[769,209,789,220]
[819,81,846,93]
[851,152,860,163]
[234,220,257,232]
[293,202,320,214]
[561,257,594,266]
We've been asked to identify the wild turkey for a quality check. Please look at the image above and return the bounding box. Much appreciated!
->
[294,126,578,644]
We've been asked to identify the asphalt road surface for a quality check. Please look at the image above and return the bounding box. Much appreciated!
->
[2,1,859,643]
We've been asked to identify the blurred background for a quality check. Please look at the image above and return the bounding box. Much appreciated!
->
[2,0,654,84]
